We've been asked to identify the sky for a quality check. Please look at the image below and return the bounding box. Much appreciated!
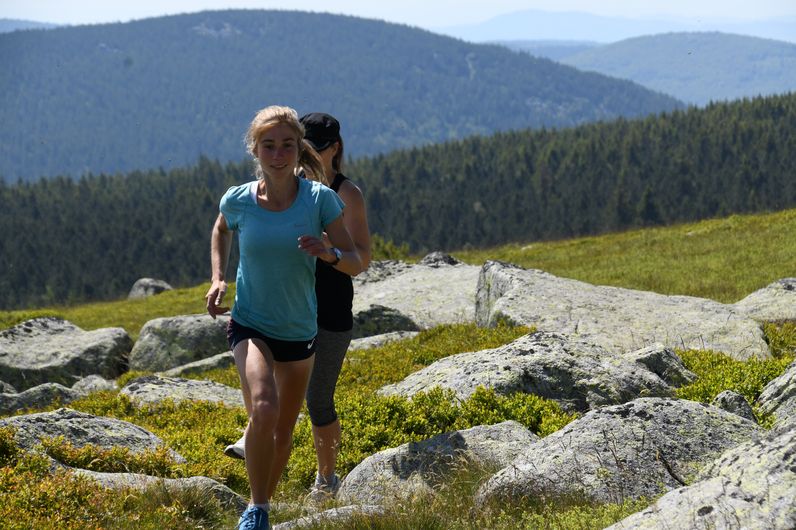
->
[3,0,795,29]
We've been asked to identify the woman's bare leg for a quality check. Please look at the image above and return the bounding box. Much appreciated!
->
[265,355,315,498]
[233,338,278,504]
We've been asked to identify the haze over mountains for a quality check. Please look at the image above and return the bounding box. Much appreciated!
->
[500,32,796,106]
[0,9,681,182]
[435,9,796,44]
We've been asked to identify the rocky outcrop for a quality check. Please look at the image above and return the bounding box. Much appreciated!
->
[711,390,756,422]
[352,256,480,332]
[161,351,235,377]
[120,375,243,408]
[732,278,796,322]
[476,398,761,506]
[128,278,174,299]
[0,383,80,415]
[476,261,769,360]
[379,332,673,412]
[273,505,385,530]
[349,331,420,351]
[606,423,796,530]
[128,314,230,372]
[339,421,538,505]
[71,374,116,394]
[621,344,696,387]
[0,375,117,415]
[757,361,796,428]
[351,305,420,339]
[0,317,131,391]
[74,470,246,512]
[0,408,184,462]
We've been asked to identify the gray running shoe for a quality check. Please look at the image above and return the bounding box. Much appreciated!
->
[224,434,245,460]
[306,473,341,503]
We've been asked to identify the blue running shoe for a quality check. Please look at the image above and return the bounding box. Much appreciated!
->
[236,506,269,530]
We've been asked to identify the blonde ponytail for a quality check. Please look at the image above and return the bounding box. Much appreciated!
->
[299,139,329,186]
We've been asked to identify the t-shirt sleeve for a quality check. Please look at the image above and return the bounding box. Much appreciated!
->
[219,186,245,230]
[319,186,345,228]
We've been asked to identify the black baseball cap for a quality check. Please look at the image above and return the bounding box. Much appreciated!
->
[300,112,340,151]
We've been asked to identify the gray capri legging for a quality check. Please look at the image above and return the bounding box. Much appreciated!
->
[306,326,353,427]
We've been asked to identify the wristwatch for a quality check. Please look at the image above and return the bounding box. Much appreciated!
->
[329,247,342,265]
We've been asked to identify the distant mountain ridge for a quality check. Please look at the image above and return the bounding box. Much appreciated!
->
[436,9,796,44]
[0,9,681,181]
[501,32,796,106]
[0,18,58,33]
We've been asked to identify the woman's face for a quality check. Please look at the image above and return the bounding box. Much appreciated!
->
[255,122,299,180]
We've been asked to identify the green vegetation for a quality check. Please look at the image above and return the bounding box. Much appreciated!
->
[2,92,793,309]
[2,206,795,527]
[675,321,796,426]
[0,10,679,182]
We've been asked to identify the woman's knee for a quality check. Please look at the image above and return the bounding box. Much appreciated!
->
[249,398,279,433]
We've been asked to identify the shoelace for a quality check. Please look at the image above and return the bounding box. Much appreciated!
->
[237,507,268,530]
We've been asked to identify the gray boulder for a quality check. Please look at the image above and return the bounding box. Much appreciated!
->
[379,332,673,412]
[418,251,462,267]
[128,314,230,372]
[621,344,696,387]
[0,317,132,391]
[338,421,538,506]
[349,331,420,351]
[475,261,769,360]
[0,383,80,415]
[161,351,235,377]
[74,470,247,512]
[352,259,480,332]
[476,398,762,506]
[128,278,173,299]
[711,390,756,422]
[120,375,243,408]
[353,260,413,284]
[71,374,117,394]
[757,361,796,428]
[0,380,15,393]
[0,375,118,416]
[0,408,184,462]
[732,278,796,322]
[274,505,385,530]
[606,423,795,530]
[352,305,420,339]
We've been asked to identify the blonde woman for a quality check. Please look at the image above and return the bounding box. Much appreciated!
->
[224,113,371,503]
[206,105,362,530]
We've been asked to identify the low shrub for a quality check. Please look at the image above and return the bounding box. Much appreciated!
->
[40,436,183,477]
[675,321,796,423]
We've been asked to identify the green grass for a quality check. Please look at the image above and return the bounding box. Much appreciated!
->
[2,207,795,528]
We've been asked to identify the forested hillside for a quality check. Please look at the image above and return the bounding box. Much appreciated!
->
[0,93,793,310]
[0,9,681,182]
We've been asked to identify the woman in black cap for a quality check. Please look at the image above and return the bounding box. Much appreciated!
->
[225,112,371,503]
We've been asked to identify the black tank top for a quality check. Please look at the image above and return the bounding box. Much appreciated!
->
[316,173,354,331]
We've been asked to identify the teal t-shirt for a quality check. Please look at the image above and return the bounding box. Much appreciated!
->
[220,178,344,341]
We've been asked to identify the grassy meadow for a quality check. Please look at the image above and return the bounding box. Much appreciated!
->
[1,208,795,529]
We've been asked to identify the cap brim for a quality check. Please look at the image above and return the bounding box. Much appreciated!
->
[306,138,333,151]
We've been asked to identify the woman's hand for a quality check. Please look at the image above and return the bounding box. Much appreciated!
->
[298,235,336,262]
[205,280,230,318]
